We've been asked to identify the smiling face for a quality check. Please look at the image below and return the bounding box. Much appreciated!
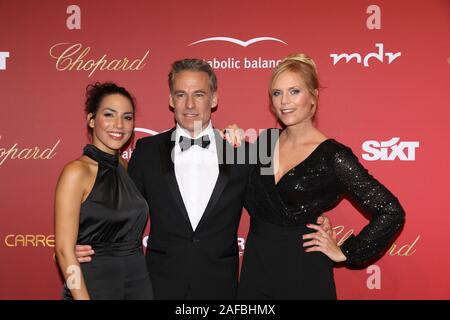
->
[88,93,134,154]
[169,70,218,137]
[270,71,317,128]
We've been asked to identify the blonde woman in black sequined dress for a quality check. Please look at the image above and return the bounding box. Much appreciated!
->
[237,54,405,299]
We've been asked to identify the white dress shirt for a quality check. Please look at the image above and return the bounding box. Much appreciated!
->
[174,121,219,231]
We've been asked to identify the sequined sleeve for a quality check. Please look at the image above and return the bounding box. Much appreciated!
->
[333,146,405,266]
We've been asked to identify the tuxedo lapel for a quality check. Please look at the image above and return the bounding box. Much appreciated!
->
[159,128,192,230]
[196,130,230,230]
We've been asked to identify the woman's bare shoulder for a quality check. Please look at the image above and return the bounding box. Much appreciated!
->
[58,156,97,185]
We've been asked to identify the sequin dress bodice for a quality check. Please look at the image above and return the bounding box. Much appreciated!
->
[244,129,405,265]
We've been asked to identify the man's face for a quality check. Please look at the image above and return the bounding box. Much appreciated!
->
[169,70,217,136]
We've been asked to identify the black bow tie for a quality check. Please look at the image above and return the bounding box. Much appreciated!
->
[179,135,211,152]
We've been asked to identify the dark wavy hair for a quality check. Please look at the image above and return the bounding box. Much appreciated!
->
[85,82,136,136]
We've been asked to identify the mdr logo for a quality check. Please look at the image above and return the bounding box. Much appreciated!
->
[362,138,420,161]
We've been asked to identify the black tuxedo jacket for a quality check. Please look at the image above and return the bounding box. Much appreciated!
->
[128,127,252,299]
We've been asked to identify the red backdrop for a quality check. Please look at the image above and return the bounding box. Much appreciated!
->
[0,0,449,299]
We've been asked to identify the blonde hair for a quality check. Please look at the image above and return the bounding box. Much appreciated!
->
[269,53,320,107]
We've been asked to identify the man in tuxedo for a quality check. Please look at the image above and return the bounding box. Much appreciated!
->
[75,58,332,299]
[126,58,251,299]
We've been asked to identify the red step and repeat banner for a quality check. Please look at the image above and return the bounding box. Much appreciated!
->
[0,0,449,299]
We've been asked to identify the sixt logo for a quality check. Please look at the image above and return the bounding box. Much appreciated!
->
[362,138,419,161]
[188,36,287,47]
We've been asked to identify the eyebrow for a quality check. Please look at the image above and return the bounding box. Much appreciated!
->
[272,86,300,91]
[103,107,134,115]
[173,90,207,94]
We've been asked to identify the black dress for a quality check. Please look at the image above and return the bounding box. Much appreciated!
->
[239,129,405,299]
[62,144,154,300]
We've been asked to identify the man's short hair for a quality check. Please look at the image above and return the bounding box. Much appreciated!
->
[168,58,217,93]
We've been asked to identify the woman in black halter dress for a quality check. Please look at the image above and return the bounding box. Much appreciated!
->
[238,54,405,299]
[55,83,153,299]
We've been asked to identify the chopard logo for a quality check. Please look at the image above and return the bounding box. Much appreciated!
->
[237,226,419,257]
[49,42,150,77]
[188,36,288,47]
[0,136,60,167]
[335,225,420,257]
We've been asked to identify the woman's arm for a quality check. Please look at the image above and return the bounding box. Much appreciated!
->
[333,145,406,266]
[54,161,91,300]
